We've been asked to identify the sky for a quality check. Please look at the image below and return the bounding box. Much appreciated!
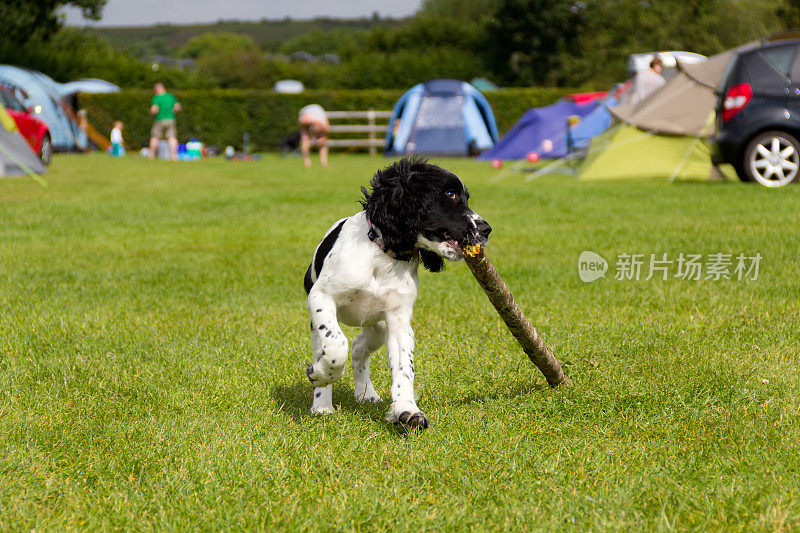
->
[63,0,423,26]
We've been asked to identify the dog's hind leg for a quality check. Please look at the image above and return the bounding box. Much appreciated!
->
[351,322,387,403]
[306,292,349,414]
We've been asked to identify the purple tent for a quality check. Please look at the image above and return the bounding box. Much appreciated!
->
[478,99,600,160]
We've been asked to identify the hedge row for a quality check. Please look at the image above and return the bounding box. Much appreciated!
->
[79,87,581,152]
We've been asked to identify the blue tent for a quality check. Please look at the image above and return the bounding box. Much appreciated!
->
[0,66,119,151]
[479,98,613,160]
[568,96,618,153]
[385,79,499,157]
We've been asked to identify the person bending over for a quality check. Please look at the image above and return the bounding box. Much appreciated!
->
[298,104,329,168]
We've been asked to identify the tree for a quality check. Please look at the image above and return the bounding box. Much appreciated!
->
[179,33,270,88]
[776,0,800,33]
[179,32,260,59]
[419,0,502,26]
[280,29,368,57]
[0,0,106,46]
[484,0,583,86]
[564,0,786,87]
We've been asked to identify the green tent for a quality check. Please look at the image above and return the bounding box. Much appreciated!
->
[580,124,733,182]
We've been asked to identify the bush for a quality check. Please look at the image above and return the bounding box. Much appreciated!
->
[79,87,581,151]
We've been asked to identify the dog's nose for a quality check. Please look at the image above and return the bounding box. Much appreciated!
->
[478,219,492,238]
[475,216,492,241]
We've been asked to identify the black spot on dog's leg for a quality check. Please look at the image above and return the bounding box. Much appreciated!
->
[315,391,321,398]
[319,325,326,330]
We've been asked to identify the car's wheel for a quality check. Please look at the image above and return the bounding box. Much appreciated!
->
[742,130,800,187]
[39,133,52,166]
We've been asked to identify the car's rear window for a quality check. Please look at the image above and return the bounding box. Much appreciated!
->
[761,44,797,77]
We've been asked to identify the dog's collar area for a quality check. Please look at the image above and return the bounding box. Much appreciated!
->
[366,220,416,261]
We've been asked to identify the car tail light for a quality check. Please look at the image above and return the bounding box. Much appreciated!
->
[722,83,752,123]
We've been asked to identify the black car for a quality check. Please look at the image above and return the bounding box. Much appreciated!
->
[712,37,800,187]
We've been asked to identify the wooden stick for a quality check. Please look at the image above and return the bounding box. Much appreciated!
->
[462,244,569,387]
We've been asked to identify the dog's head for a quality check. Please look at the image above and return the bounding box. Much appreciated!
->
[361,156,491,272]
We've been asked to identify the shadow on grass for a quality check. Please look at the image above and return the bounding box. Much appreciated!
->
[272,381,312,422]
[453,379,551,406]
[272,380,420,436]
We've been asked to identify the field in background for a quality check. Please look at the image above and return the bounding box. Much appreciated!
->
[2,154,799,529]
[90,17,407,52]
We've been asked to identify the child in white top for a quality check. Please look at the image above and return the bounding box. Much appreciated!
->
[110,121,125,157]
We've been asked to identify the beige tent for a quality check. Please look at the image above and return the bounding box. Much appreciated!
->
[610,52,732,136]
[610,43,758,137]
[678,41,758,90]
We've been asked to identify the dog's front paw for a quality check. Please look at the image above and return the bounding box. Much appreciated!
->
[310,404,336,416]
[395,410,429,430]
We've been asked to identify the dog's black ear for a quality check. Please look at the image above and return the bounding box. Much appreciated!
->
[420,250,445,273]
[361,156,431,253]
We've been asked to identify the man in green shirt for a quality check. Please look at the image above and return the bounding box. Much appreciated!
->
[148,82,181,160]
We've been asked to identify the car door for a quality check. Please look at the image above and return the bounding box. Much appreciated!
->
[788,42,800,118]
[750,43,795,102]
[749,42,800,131]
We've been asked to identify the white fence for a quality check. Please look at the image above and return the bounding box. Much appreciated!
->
[326,110,392,156]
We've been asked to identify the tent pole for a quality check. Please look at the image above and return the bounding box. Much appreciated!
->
[525,158,570,181]
[668,112,715,183]
[525,125,653,181]
[490,158,528,182]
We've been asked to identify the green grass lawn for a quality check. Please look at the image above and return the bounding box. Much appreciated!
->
[2,153,799,530]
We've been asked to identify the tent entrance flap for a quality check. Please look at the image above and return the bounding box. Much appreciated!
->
[407,96,467,155]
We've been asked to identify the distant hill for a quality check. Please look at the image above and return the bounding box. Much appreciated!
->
[87,17,409,54]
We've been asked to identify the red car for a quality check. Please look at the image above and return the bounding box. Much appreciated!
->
[0,85,51,166]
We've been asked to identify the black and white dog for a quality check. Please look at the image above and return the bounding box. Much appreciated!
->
[303,157,491,429]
